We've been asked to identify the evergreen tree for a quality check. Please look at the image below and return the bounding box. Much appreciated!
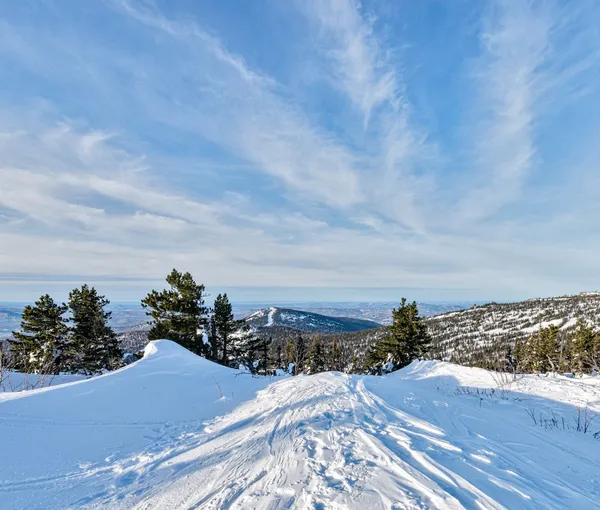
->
[9,295,68,374]
[329,338,345,372]
[512,337,525,372]
[284,340,294,371]
[65,285,121,374]
[366,298,431,373]
[540,325,560,373]
[293,334,307,375]
[306,335,325,374]
[504,346,516,373]
[261,336,272,375]
[570,320,599,374]
[212,293,236,364]
[141,269,208,355]
[275,342,283,369]
[207,313,218,361]
[243,332,271,374]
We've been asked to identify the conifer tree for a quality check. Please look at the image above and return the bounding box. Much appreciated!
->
[306,335,325,374]
[141,269,208,355]
[207,313,218,361]
[212,293,236,364]
[65,285,121,374]
[275,342,283,369]
[9,295,68,374]
[243,332,271,374]
[540,325,560,373]
[571,320,598,374]
[284,340,294,371]
[512,337,525,372]
[293,334,307,375]
[366,298,431,373]
[329,338,344,372]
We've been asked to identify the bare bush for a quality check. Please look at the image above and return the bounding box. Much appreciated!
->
[525,405,598,438]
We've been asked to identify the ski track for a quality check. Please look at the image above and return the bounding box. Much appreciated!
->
[2,344,600,510]
[84,378,599,509]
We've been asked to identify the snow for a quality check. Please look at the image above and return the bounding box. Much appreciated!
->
[266,307,276,327]
[2,342,600,509]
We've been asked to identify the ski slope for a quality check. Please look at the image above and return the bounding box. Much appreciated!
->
[1,341,600,509]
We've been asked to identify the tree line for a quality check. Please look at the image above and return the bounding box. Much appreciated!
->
[508,320,600,375]
[5,268,432,377]
[141,272,432,375]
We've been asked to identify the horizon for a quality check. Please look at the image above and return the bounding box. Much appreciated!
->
[1,1,599,305]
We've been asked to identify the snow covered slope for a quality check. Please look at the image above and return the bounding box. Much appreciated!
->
[245,307,381,334]
[427,293,600,366]
[2,342,600,509]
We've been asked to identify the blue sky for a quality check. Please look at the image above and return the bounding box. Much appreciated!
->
[1,0,599,303]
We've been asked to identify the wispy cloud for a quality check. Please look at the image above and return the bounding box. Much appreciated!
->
[1,0,600,300]
[300,0,432,231]
[111,0,364,209]
[300,0,397,124]
[459,0,552,219]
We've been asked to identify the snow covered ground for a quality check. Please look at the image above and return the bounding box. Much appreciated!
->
[1,341,600,509]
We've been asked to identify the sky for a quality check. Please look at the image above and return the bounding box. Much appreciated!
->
[1,0,599,303]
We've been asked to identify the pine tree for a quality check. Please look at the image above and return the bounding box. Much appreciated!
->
[207,314,218,361]
[512,338,525,372]
[293,334,307,375]
[9,295,68,374]
[366,298,431,373]
[212,293,236,364]
[540,325,560,373]
[243,332,271,374]
[284,340,294,371]
[141,269,208,355]
[65,285,122,374]
[261,336,272,375]
[329,338,344,372]
[275,342,283,369]
[306,335,325,374]
[570,320,598,374]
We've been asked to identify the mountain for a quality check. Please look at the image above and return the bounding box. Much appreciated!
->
[244,307,381,334]
[2,340,599,508]
[426,292,600,367]
[238,301,468,325]
[298,292,600,370]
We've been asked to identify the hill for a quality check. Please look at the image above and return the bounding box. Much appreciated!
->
[427,292,600,367]
[1,340,599,508]
[295,292,600,371]
[245,307,381,334]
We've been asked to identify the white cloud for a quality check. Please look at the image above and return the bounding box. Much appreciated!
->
[458,0,552,219]
[1,0,600,301]
[111,0,364,209]
[300,0,397,124]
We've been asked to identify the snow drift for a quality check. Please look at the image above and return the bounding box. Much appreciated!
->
[1,341,600,509]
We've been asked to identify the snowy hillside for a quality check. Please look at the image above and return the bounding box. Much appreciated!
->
[245,307,381,333]
[427,292,600,366]
[2,341,600,509]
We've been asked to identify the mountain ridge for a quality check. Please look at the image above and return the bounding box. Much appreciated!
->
[244,306,381,334]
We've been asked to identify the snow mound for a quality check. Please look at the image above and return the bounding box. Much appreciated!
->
[2,353,600,509]
[0,340,275,509]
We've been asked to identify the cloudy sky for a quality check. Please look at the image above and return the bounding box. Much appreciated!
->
[1,0,599,303]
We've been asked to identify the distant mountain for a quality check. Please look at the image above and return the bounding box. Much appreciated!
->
[245,307,381,334]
